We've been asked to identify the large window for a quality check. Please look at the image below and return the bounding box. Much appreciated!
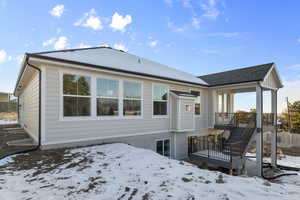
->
[156,139,170,157]
[123,81,142,116]
[153,84,168,116]
[97,78,119,116]
[191,90,201,115]
[63,74,91,117]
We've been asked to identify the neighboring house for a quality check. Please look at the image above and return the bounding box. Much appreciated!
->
[0,92,12,112]
[13,46,283,176]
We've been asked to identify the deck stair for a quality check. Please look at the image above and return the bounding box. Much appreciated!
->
[188,113,257,171]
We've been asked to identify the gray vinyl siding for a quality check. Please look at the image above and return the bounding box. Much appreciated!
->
[43,64,210,146]
[179,99,194,130]
[19,71,39,143]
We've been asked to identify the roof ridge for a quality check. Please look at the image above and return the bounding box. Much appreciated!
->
[30,46,126,55]
[198,62,274,78]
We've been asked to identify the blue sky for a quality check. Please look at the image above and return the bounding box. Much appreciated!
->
[0,0,299,112]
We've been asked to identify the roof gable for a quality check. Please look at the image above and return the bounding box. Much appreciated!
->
[32,47,208,86]
[198,63,274,87]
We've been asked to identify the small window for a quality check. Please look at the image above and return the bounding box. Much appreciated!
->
[63,74,91,117]
[156,139,170,157]
[153,84,168,116]
[191,90,200,115]
[185,104,192,112]
[123,81,142,116]
[96,78,119,116]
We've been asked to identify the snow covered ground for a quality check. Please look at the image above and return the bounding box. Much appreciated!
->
[0,120,17,125]
[0,143,300,200]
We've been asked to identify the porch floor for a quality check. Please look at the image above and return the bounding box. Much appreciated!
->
[0,124,38,159]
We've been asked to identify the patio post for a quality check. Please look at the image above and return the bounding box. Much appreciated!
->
[271,90,277,167]
[256,85,263,177]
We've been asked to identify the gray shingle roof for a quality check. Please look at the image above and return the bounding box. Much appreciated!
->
[198,63,274,86]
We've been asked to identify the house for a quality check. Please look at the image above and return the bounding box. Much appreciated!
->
[0,92,13,112]
[13,46,283,176]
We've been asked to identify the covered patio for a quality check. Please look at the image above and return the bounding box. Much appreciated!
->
[190,63,283,176]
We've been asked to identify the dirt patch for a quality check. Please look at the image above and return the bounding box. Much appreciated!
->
[0,147,86,177]
[0,112,17,121]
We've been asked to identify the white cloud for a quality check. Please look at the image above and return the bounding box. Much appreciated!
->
[167,20,186,33]
[49,5,64,18]
[191,17,201,29]
[42,37,56,47]
[54,36,68,50]
[200,0,220,20]
[110,12,132,32]
[74,8,103,30]
[0,49,12,63]
[182,0,192,8]
[15,54,24,64]
[77,43,91,48]
[290,64,300,70]
[164,0,173,6]
[298,38,300,43]
[207,32,240,38]
[43,36,68,50]
[113,43,128,52]
[148,40,159,48]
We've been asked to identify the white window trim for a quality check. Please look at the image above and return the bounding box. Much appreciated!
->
[59,70,144,121]
[190,89,201,117]
[96,77,120,119]
[152,83,169,118]
[155,138,171,158]
[122,79,144,119]
[61,72,92,120]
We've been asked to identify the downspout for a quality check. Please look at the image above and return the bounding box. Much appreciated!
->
[0,55,41,159]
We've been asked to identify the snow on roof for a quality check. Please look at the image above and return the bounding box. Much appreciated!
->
[35,47,208,86]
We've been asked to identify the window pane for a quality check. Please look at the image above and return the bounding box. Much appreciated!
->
[63,74,91,96]
[195,103,201,115]
[63,74,77,95]
[124,81,141,99]
[153,101,167,115]
[153,85,168,101]
[164,139,170,157]
[77,76,91,96]
[97,78,119,98]
[97,98,118,116]
[123,100,141,116]
[64,97,90,117]
[77,97,91,116]
[63,96,77,116]
[156,140,163,155]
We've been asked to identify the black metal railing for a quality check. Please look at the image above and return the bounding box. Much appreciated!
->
[188,135,232,162]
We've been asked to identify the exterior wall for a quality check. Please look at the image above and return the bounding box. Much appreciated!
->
[178,99,194,130]
[18,71,39,143]
[43,64,210,148]
[42,131,176,157]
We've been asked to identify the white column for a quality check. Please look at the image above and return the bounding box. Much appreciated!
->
[271,90,277,167]
[256,85,263,177]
